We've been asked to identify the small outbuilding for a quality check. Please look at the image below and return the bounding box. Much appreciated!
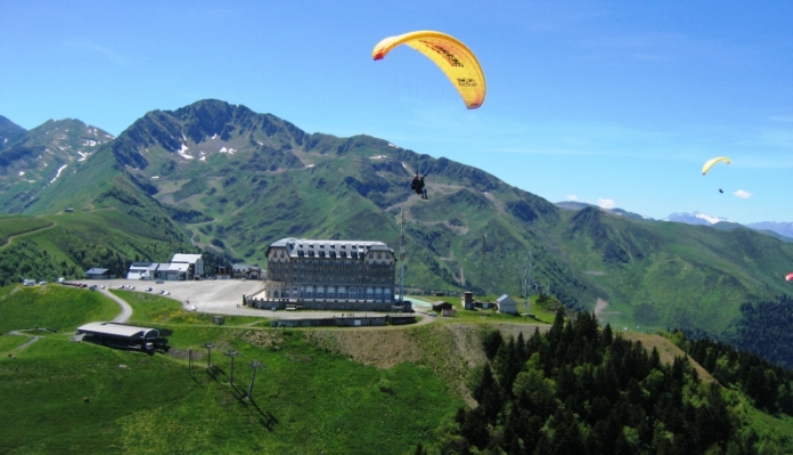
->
[126,262,158,280]
[496,294,519,315]
[432,301,454,312]
[232,263,263,280]
[462,291,475,310]
[85,268,113,280]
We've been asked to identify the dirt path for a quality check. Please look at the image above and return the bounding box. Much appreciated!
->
[0,219,56,249]
[8,330,41,351]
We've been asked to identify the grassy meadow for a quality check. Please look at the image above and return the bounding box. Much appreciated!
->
[2,283,792,454]
[0,287,463,454]
[0,284,118,333]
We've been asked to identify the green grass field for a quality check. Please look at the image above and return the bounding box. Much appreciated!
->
[0,288,463,454]
[0,284,119,333]
[0,326,460,454]
[425,294,558,325]
[0,334,31,353]
[1,284,790,454]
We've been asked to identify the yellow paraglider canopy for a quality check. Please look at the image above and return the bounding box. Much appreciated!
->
[373,30,486,109]
[702,156,731,175]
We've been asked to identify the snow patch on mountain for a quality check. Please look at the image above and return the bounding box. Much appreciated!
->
[178,143,194,159]
[49,164,67,184]
[665,212,732,226]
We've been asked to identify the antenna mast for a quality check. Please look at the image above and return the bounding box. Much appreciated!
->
[480,234,487,293]
[523,251,532,314]
[399,206,405,302]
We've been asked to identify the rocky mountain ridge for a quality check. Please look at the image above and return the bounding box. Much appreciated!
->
[3,99,793,336]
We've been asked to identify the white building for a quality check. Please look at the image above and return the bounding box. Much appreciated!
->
[169,254,204,280]
[496,294,519,315]
[126,262,158,280]
[255,237,400,311]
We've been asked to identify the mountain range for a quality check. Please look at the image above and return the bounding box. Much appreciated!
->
[2,99,793,337]
[558,202,793,241]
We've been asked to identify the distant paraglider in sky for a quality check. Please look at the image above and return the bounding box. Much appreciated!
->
[373,30,486,109]
[702,156,731,175]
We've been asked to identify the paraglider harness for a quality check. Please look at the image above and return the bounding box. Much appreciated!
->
[410,174,428,199]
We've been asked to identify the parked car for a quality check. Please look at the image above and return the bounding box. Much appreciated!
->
[155,279,164,284]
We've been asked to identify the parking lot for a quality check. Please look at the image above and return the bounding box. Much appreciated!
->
[77,278,434,322]
[79,278,263,312]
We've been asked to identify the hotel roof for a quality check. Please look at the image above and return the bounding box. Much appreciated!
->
[267,238,394,258]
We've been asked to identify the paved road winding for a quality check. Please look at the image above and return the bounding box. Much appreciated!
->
[100,288,133,323]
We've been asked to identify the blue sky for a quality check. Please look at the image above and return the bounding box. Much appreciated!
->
[1,0,791,224]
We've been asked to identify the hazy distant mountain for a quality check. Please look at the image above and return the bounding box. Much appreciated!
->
[556,201,650,221]
[0,115,26,151]
[665,211,730,226]
[665,212,792,241]
[7,99,793,337]
[0,118,114,212]
[747,221,793,240]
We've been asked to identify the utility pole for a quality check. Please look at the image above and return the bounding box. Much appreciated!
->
[204,342,214,368]
[224,349,240,384]
[399,206,405,303]
[248,360,264,400]
[522,251,532,314]
[480,234,487,293]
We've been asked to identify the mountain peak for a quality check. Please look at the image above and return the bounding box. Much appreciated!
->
[665,211,731,226]
[0,115,27,150]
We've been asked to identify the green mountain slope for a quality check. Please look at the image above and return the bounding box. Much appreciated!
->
[0,118,113,212]
[0,115,26,150]
[0,210,200,285]
[555,207,793,332]
[10,99,793,336]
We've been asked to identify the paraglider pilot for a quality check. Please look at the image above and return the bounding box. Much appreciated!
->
[410,173,428,199]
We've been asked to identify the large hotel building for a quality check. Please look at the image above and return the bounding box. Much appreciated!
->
[252,237,403,311]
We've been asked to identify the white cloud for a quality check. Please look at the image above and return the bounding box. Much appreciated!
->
[567,195,578,201]
[733,189,752,199]
[65,40,130,67]
[598,198,616,209]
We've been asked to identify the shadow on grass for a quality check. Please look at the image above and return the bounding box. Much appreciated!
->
[205,365,225,381]
[228,382,279,431]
